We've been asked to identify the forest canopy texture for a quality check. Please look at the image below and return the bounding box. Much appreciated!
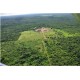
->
[1,13,80,66]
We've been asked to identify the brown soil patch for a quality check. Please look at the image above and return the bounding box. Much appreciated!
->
[35,27,49,33]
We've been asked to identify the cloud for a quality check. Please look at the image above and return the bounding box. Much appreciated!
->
[0,0,80,16]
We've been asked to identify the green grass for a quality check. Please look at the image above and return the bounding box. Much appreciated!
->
[18,28,55,42]
[55,29,80,37]
[18,28,80,45]
[17,28,78,51]
[18,30,43,41]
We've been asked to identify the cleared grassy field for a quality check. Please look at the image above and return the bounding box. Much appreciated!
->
[18,28,80,43]
[16,28,79,52]
[18,28,55,42]
[17,28,55,52]
[18,30,43,41]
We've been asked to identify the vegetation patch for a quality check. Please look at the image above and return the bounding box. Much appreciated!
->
[1,13,80,65]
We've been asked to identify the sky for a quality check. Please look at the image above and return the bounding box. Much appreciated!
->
[0,0,80,16]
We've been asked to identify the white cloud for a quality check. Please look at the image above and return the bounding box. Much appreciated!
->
[0,0,80,16]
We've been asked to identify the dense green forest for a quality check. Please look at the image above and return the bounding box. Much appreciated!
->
[1,13,80,66]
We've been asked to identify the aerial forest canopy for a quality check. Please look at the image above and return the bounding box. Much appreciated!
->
[1,13,80,66]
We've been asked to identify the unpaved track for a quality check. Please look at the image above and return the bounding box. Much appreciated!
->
[41,32,51,65]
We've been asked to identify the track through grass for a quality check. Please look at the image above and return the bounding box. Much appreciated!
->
[41,32,51,65]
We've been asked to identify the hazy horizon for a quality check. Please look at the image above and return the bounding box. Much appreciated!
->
[1,13,72,17]
[1,0,80,17]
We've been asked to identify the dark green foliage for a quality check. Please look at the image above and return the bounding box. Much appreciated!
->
[1,13,80,65]
[45,36,80,65]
